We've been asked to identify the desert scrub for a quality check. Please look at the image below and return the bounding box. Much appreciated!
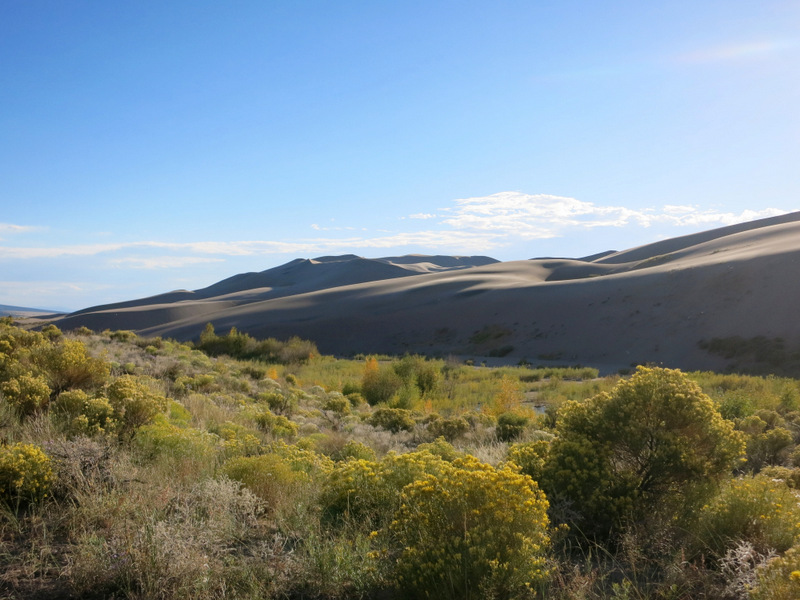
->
[390,455,550,599]
[0,442,53,505]
[368,407,416,433]
[253,407,299,438]
[134,418,219,462]
[695,475,800,557]
[220,452,310,515]
[70,477,270,600]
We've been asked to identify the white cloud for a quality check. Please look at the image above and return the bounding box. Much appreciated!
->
[408,213,436,220]
[0,195,792,265]
[109,256,226,269]
[440,192,790,238]
[0,223,42,241]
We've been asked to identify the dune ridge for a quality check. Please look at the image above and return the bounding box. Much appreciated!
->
[51,214,800,373]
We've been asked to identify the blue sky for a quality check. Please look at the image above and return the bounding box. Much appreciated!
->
[2,1,798,311]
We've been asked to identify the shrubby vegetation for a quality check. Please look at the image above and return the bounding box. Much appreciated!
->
[2,316,800,598]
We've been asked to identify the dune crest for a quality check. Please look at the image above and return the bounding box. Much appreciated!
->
[51,214,800,374]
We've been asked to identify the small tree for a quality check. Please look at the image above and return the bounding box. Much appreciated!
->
[544,366,745,537]
[361,357,402,405]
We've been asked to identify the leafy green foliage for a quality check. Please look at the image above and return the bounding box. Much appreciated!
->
[361,357,403,405]
[496,411,530,442]
[196,323,318,363]
[368,407,415,433]
[543,366,745,536]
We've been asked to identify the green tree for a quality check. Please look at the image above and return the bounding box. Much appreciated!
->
[544,366,745,537]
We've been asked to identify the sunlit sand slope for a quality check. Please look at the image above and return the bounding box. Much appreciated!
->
[53,213,800,372]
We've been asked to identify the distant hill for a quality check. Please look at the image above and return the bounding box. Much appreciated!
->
[1,304,61,317]
[49,213,800,374]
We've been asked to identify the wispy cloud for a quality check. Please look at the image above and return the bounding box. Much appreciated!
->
[0,194,792,264]
[0,223,39,234]
[109,256,226,269]
[441,192,789,238]
[0,223,42,241]
[408,213,437,220]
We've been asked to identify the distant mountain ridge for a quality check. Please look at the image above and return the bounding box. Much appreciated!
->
[50,213,800,374]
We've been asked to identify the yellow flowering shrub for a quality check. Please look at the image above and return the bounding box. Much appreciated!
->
[320,450,447,529]
[504,439,551,482]
[253,408,299,438]
[106,374,168,433]
[0,442,53,505]
[52,389,117,436]
[1,373,51,416]
[390,455,550,599]
[32,337,109,395]
[751,545,800,600]
[695,475,800,557]
[211,421,263,458]
[264,440,333,476]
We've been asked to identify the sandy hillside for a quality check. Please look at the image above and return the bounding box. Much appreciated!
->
[51,213,800,373]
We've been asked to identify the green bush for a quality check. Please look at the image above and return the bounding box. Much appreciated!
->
[257,390,295,415]
[0,442,53,505]
[134,419,219,478]
[496,412,530,442]
[221,453,309,513]
[427,415,469,441]
[368,407,415,433]
[253,408,299,438]
[361,358,403,405]
[543,366,745,537]
[322,394,351,416]
[390,455,550,599]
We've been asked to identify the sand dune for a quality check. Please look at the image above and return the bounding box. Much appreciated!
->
[51,214,800,374]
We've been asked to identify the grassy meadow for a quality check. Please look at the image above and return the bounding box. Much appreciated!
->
[2,318,800,599]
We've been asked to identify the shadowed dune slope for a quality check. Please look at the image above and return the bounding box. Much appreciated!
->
[52,214,800,373]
